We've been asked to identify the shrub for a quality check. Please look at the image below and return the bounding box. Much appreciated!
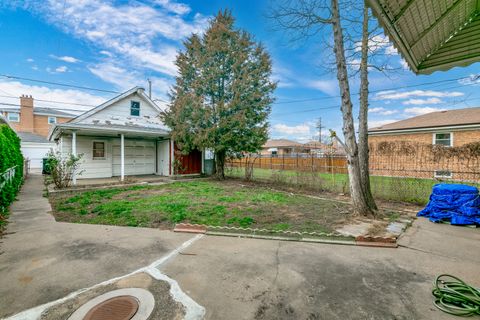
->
[46,150,84,189]
[0,124,24,218]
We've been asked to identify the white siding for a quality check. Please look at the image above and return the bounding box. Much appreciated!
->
[75,136,113,179]
[76,92,166,130]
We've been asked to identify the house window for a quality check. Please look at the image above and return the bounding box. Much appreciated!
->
[48,116,57,124]
[7,112,19,122]
[434,170,452,179]
[130,101,140,116]
[434,133,452,146]
[93,141,106,159]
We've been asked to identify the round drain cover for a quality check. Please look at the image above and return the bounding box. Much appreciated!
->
[83,295,139,320]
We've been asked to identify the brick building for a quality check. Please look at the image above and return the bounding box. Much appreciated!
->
[368,107,480,181]
[0,95,75,169]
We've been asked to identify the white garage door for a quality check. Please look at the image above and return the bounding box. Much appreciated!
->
[21,143,55,169]
[112,140,155,176]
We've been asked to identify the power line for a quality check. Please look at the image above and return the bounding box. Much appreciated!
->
[0,74,119,94]
[273,75,478,105]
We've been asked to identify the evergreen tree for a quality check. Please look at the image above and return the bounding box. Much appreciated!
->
[163,10,276,179]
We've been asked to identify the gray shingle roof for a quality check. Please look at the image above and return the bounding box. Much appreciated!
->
[0,106,75,117]
[369,107,480,132]
[17,132,51,143]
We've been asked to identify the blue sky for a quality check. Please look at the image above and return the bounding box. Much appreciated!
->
[0,0,479,142]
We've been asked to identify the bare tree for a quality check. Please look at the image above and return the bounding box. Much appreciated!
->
[269,0,391,215]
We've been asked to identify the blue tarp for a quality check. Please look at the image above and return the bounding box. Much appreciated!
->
[418,184,480,225]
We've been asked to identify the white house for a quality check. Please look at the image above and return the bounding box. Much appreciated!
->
[48,87,203,184]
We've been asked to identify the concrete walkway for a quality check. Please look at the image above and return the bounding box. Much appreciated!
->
[1,174,479,319]
[0,174,193,318]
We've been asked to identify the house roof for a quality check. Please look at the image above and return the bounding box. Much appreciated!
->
[303,140,331,149]
[263,139,303,148]
[17,131,51,143]
[367,0,480,74]
[369,107,480,133]
[0,106,75,118]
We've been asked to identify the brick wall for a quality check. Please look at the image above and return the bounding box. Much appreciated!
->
[32,115,71,137]
[369,129,480,181]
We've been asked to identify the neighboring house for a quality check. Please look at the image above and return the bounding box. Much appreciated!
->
[48,87,202,183]
[0,95,75,169]
[0,95,75,137]
[368,107,480,180]
[303,140,346,156]
[261,139,306,156]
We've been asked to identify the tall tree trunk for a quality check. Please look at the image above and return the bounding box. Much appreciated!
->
[215,149,226,180]
[331,0,375,216]
[358,3,378,212]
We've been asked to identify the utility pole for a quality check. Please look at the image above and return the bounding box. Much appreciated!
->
[147,78,152,98]
[316,117,324,143]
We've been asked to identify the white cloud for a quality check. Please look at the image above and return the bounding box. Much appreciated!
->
[99,50,113,57]
[272,123,311,135]
[0,80,106,114]
[404,107,446,116]
[26,58,34,63]
[385,45,397,55]
[152,0,191,15]
[458,74,480,85]
[88,61,171,101]
[55,66,68,73]
[375,89,464,100]
[368,107,398,115]
[355,35,393,54]
[368,119,397,128]
[52,55,80,63]
[402,97,442,105]
[400,59,409,70]
[305,79,339,96]
[23,0,210,78]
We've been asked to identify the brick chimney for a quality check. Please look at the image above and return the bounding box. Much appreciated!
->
[19,95,34,133]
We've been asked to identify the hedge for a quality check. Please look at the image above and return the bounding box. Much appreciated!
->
[0,124,24,220]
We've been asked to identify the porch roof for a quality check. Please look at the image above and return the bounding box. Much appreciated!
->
[49,122,170,140]
[368,0,480,74]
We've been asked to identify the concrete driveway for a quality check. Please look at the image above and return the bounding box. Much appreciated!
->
[1,174,479,319]
[0,175,193,318]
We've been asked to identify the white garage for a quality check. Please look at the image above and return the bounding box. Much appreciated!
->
[18,132,55,170]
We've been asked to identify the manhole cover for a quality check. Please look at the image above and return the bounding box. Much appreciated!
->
[83,295,139,320]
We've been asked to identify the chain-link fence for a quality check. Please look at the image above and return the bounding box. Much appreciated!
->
[226,141,480,205]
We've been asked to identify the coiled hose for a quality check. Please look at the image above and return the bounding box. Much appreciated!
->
[432,274,480,316]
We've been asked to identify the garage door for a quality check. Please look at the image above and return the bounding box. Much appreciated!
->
[112,140,155,176]
[21,143,55,169]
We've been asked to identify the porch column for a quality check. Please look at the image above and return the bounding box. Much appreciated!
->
[72,131,77,185]
[120,133,125,181]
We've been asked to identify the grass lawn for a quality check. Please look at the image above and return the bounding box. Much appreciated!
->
[226,167,479,205]
[49,180,374,233]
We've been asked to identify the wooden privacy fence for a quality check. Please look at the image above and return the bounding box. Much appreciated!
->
[229,155,348,174]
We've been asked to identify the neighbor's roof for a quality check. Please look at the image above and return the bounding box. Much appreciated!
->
[303,140,331,149]
[263,139,303,148]
[367,0,480,74]
[369,107,480,133]
[17,132,51,143]
[0,106,75,118]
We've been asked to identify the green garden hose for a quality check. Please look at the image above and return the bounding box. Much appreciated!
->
[432,274,480,317]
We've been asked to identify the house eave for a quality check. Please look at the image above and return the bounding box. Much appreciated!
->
[49,123,170,141]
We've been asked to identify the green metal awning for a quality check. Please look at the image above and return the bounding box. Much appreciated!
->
[367,0,480,74]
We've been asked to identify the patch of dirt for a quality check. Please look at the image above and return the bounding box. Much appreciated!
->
[40,272,185,320]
